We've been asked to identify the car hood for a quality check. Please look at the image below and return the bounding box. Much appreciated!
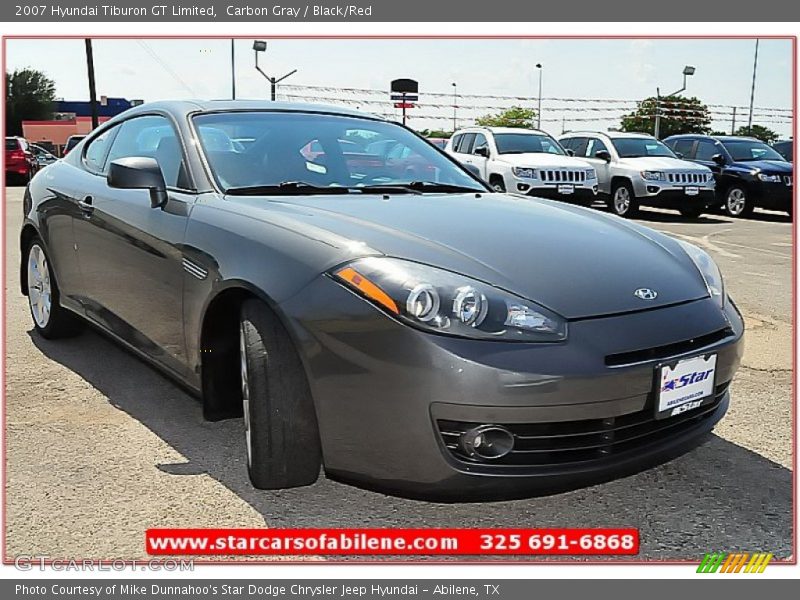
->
[228,193,710,319]
[731,159,793,173]
[496,153,593,169]
[619,156,711,172]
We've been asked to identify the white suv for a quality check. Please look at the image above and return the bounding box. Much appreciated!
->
[446,127,598,205]
[558,131,716,218]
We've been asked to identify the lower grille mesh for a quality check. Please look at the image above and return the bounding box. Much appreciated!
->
[436,382,729,468]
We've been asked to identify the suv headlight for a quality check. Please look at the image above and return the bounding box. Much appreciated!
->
[641,171,666,181]
[758,173,782,182]
[511,167,537,179]
[585,168,597,180]
[332,257,567,342]
[677,241,725,308]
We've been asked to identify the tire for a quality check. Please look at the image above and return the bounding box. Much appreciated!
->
[680,206,705,219]
[489,175,506,193]
[239,299,322,489]
[723,185,754,218]
[25,238,81,339]
[609,181,639,218]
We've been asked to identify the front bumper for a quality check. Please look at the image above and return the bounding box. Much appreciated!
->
[747,181,793,211]
[281,277,744,500]
[636,187,717,210]
[518,184,598,202]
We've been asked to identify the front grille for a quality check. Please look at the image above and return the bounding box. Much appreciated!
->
[436,382,729,468]
[667,172,708,184]
[605,328,732,367]
[539,169,587,183]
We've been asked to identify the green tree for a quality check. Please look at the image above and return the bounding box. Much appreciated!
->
[417,128,452,138]
[620,95,711,138]
[475,106,537,129]
[734,124,779,144]
[5,68,57,136]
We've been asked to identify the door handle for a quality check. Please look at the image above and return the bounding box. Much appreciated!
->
[77,195,94,214]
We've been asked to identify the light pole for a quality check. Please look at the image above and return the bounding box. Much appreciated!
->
[253,40,297,101]
[230,39,236,100]
[84,39,99,130]
[535,63,542,129]
[747,39,760,135]
[451,82,457,132]
[654,65,695,139]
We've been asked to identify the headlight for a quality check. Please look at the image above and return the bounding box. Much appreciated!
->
[677,241,725,308]
[585,168,597,180]
[758,173,782,182]
[641,171,666,181]
[511,167,537,179]
[332,257,567,342]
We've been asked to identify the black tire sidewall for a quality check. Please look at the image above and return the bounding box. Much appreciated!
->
[240,299,322,489]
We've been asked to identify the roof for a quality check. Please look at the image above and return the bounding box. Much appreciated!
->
[456,126,547,135]
[122,99,381,120]
[664,133,761,143]
[561,130,654,139]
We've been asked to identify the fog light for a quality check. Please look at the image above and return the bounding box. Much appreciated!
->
[517,183,530,192]
[646,185,660,194]
[459,425,515,460]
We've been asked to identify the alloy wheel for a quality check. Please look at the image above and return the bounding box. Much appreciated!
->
[27,244,52,329]
[614,187,630,214]
[240,323,253,468]
[727,188,746,216]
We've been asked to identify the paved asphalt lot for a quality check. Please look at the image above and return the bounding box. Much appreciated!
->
[3,186,793,561]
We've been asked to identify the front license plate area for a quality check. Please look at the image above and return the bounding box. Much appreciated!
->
[655,354,717,419]
[685,186,699,195]
[557,184,575,194]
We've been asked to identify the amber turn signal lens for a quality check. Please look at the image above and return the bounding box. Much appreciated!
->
[335,267,400,314]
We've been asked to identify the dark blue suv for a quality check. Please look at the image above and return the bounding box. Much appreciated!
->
[664,134,793,217]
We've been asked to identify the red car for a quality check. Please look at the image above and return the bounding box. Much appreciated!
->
[5,137,38,184]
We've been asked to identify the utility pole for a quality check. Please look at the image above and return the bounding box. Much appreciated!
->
[252,40,297,101]
[536,64,543,129]
[747,39,760,135]
[231,39,236,100]
[84,38,99,130]
[731,106,737,134]
[451,82,457,132]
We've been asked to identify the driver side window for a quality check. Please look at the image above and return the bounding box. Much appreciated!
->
[105,115,189,189]
[472,133,488,155]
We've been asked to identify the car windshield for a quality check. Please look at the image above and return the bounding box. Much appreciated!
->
[610,137,676,158]
[192,111,486,194]
[723,139,786,162]
[493,133,565,155]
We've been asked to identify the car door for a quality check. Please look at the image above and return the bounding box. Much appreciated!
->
[693,139,726,175]
[581,137,612,194]
[72,114,194,377]
[452,132,477,169]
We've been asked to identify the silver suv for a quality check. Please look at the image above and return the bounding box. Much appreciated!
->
[558,131,715,218]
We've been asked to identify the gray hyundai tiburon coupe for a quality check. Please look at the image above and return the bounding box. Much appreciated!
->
[21,101,743,500]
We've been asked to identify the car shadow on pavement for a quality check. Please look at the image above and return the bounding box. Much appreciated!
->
[28,327,794,559]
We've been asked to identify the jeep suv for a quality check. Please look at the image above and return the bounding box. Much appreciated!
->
[446,127,598,205]
[559,131,715,219]
[665,134,793,217]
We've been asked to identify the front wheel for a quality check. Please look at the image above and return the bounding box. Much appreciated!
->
[724,185,754,218]
[489,175,506,193]
[610,181,639,217]
[239,299,322,489]
[25,239,81,339]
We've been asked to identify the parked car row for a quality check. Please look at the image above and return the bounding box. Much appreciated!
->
[5,136,61,185]
[442,127,793,219]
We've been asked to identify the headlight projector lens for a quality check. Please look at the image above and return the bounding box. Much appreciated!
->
[406,283,440,322]
[453,286,488,326]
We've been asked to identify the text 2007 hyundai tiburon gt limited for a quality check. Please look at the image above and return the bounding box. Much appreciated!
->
[21,101,743,500]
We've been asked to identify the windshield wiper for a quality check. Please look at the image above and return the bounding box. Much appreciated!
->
[225,181,352,195]
[404,181,486,193]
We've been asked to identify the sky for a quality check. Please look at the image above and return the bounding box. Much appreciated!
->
[4,38,794,138]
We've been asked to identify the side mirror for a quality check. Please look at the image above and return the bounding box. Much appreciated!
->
[566,149,575,156]
[474,145,490,158]
[675,152,684,159]
[107,157,168,208]
[463,163,483,179]
[711,153,726,166]
[595,150,611,162]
